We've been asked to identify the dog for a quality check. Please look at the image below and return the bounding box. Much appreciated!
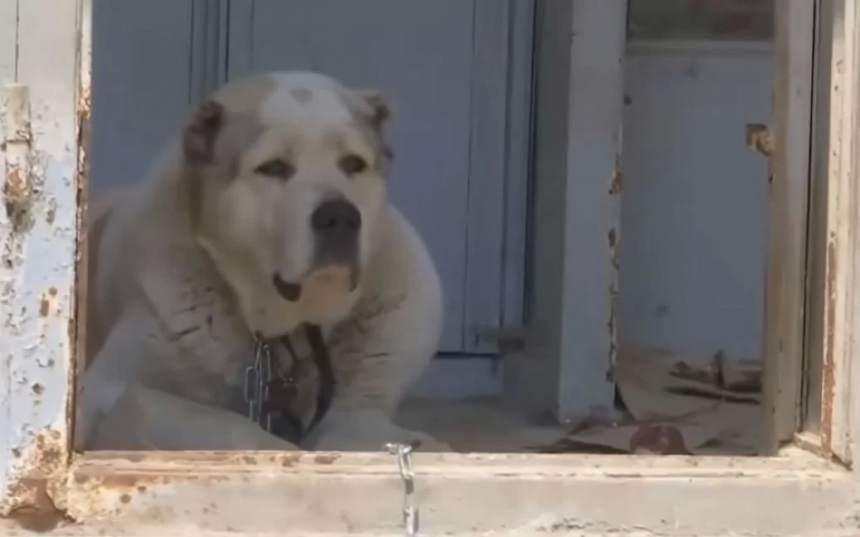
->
[76,71,448,452]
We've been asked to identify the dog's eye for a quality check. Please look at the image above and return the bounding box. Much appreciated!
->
[254,159,294,180]
[339,154,368,176]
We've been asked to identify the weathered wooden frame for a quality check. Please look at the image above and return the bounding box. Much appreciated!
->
[2,0,860,534]
[813,0,860,465]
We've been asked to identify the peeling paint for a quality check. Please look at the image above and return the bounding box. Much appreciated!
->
[1,85,33,233]
[608,156,623,196]
[38,287,57,318]
[606,154,622,380]
[1,1,87,529]
[71,27,92,429]
[745,122,774,158]
[1,430,71,531]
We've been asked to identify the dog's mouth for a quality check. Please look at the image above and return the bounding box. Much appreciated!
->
[272,273,303,302]
[273,265,360,303]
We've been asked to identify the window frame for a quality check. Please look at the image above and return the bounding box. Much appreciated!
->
[759,0,817,455]
[2,0,860,534]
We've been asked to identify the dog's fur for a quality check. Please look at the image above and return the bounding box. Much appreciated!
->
[76,71,447,451]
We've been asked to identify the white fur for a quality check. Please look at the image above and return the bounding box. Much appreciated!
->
[77,71,447,451]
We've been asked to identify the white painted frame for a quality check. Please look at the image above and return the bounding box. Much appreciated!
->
[760,0,817,455]
[3,0,860,535]
[226,0,534,355]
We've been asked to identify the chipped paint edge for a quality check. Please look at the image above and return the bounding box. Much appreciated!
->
[0,0,88,532]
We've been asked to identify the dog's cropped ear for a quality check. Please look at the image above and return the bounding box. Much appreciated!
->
[352,88,392,133]
[182,100,224,165]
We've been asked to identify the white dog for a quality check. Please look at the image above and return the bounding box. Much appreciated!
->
[76,71,447,452]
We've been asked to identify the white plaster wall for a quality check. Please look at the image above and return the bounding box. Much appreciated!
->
[618,44,773,364]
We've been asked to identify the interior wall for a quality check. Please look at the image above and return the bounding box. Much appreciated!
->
[618,44,773,364]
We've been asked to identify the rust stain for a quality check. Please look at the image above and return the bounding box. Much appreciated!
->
[281,454,301,467]
[606,237,619,380]
[61,451,316,518]
[607,225,620,379]
[606,153,622,378]
[5,478,71,533]
[73,470,230,491]
[820,239,837,453]
[3,165,31,230]
[70,69,93,450]
[75,85,92,194]
[314,454,339,465]
[39,287,58,318]
[1,430,72,531]
[745,123,773,158]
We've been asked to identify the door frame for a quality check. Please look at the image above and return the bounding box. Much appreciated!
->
[509,0,818,432]
[760,0,816,454]
[505,0,627,421]
[189,0,230,100]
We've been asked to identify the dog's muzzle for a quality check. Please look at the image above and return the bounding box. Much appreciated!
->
[273,198,361,303]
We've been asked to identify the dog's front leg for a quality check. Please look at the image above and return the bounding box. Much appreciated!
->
[304,285,451,452]
[88,383,299,451]
[77,318,299,451]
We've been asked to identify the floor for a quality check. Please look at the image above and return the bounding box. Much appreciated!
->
[396,346,761,456]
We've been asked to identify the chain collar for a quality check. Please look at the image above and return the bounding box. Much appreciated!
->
[243,325,334,444]
[244,338,275,432]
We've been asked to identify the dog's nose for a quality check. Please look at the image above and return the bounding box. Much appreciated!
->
[311,199,361,234]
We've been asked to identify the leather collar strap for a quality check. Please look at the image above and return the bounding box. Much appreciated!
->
[304,324,335,433]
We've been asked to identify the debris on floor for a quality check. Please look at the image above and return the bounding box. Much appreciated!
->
[535,346,761,455]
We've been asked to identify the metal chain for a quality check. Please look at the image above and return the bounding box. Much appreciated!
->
[244,338,273,432]
[384,442,419,536]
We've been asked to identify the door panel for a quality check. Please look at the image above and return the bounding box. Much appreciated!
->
[90,0,198,192]
[228,0,518,353]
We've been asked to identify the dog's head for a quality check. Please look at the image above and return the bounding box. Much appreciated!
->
[180,72,392,337]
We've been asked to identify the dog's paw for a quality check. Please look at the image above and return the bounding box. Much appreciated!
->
[309,410,451,452]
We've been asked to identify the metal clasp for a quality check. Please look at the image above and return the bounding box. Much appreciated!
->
[384,441,419,536]
[244,338,273,432]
